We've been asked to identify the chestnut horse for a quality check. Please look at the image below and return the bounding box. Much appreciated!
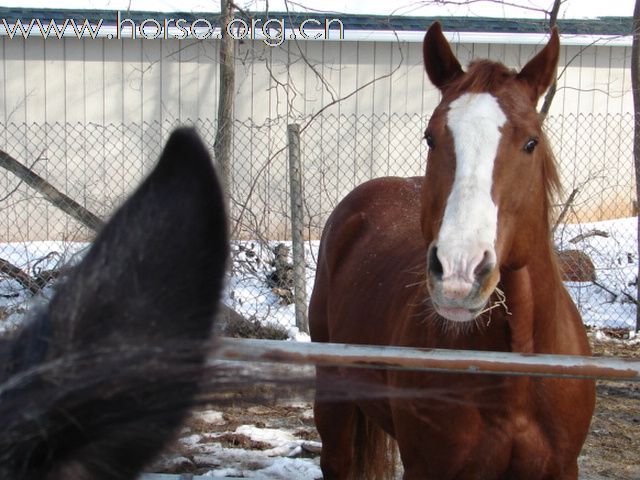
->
[0,128,228,480]
[310,23,595,479]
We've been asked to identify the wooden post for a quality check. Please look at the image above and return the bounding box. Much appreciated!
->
[287,124,309,334]
[633,0,640,331]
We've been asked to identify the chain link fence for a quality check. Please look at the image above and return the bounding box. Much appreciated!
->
[0,112,636,332]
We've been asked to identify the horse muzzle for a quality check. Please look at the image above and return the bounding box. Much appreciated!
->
[426,243,500,322]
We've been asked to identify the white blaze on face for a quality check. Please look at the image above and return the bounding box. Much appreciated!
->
[437,92,506,287]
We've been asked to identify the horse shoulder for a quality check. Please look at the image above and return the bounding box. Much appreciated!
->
[318,176,424,279]
[310,177,424,345]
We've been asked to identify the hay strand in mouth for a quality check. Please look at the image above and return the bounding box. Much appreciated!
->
[478,287,511,322]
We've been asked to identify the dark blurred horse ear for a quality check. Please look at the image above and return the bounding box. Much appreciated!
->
[516,27,560,103]
[49,126,228,348]
[423,21,464,91]
[0,127,229,479]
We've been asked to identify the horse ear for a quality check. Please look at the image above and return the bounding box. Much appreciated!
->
[1,128,229,479]
[423,21,464,91]
[516,27,560,102]
[50,127,228,348]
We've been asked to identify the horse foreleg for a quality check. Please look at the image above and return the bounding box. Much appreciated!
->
[314,367,360,480]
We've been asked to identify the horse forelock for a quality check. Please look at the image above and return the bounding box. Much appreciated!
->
[445,60,515,97]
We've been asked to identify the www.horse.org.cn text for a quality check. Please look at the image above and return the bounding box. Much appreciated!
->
[0,12,345,46]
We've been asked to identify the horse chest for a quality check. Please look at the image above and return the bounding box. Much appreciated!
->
[391,375,561,479]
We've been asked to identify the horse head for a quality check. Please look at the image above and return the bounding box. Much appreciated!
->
[421,22,560,322]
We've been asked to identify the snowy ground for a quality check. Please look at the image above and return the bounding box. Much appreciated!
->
[158,406,322,479]
[1,217,638,335]
[0,240,87,333]
[555,217,638,330]
[224,240,320,341]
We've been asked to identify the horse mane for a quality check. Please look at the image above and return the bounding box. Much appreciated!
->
[538,129,562,228]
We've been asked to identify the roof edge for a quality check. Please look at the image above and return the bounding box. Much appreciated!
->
[0,8,632,46]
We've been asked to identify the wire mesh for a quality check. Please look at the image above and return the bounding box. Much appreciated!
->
[0,112,636,330]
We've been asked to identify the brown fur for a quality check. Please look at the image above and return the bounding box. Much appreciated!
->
[310,23,595,480]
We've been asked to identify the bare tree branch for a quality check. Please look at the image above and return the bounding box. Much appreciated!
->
[0,149,104,231]
[214,0,235,198]
[0,257,60,295]
[551,186,579,235]
[539,0,563,120]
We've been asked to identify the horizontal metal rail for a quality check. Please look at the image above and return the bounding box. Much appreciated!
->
[215,338,640,381]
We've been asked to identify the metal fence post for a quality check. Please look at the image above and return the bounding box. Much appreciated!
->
[287,124,309,334]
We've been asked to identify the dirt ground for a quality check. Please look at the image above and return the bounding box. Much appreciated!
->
[579,335,640,480]
[159,333,640,479]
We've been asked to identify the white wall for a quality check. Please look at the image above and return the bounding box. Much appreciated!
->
[0,35,634,239]
[1,36,631,124]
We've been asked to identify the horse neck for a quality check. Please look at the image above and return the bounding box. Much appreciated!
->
[501,219,567,354]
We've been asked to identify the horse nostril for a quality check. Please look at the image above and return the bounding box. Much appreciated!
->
[428,246,443,278]
[474,250,495,279]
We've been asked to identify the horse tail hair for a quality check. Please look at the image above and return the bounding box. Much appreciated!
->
[351,409,398,480]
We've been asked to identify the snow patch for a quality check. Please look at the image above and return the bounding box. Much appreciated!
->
[193,410,226,426]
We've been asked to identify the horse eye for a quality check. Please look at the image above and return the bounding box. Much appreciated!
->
[425,133,435,149]
[524,137,538,154]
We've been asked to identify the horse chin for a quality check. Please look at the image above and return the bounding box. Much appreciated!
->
[426,262,500,324]
[429,281,495,323]
[434,304,483,323]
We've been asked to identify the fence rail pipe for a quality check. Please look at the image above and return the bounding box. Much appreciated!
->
[214,337,640,381]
